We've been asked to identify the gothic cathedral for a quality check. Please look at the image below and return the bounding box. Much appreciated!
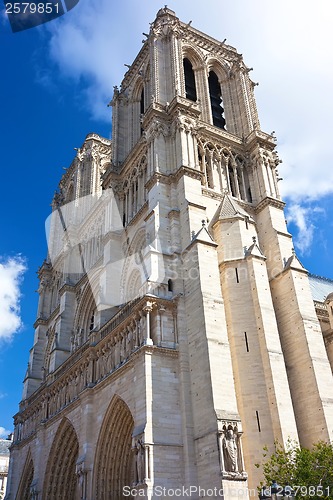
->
[6,8,333,500]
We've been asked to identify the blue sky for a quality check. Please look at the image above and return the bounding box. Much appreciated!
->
[0,0,333,434]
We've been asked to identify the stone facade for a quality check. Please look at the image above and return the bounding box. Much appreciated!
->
[6,8,333,500]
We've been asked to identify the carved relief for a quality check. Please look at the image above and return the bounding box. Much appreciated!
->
[145,119,169,142]
[172,111,197,134]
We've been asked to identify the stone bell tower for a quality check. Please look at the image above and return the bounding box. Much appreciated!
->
[6,7,333,500]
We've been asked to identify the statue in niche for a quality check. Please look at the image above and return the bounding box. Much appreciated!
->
[76,460,87,500]
[135,439,145,484]
[223,427,239,472]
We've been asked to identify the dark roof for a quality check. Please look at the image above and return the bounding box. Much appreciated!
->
[309,274,333,303]
[0,439,11,456]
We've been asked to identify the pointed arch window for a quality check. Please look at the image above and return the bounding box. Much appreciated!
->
[183,58,197,102]
[66,183,75,203]
[140,88,144,135]
[140,88,145,115]
[208,71,226,129]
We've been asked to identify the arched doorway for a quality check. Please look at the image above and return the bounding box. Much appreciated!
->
[16,450,33,500]
[43,419,79,499]
[94,396,134,499]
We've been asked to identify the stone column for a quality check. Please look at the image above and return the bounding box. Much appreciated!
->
[143,302,154,346]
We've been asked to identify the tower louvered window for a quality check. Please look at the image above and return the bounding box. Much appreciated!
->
[208,71,226,129]
[183,58,197,102]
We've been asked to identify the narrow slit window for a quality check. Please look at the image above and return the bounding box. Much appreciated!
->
[244,332,249,352]
[168,279,173,292]
[228,165,236,197]
[208,71,226,129]
[235,268,239,283]
[256,410,261,432]
[183,58,197,102]
[140,88,144,135]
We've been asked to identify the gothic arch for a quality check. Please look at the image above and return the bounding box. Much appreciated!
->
[93,396,134,500]
[182,44,204,70]
[129,166,139,183]
[73,275,98,343]
[131,76,144,102]
[65,182,75,203]
[129,227,146,260]
[131,77,145,143]
[233,154,252,202]
[208,69,226,129]
[123,179,129,192]
[183,58,197,102]
[205,57,229,82]
[127,269,142,302]
[43,324,56,375]
[16,449,34,500]
[43,418,79,500]
[119,228,147,304]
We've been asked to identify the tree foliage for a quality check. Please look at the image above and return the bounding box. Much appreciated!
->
[256,440,333,499]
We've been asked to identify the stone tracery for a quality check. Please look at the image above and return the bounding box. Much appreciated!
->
[120,154,148,226]
[197,137,252,202]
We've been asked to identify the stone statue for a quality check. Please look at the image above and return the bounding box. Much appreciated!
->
[76,460,87,500]
[135,439,145,483]
[223,428,238,472]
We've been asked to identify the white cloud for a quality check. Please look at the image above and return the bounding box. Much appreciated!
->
[0,256,27,340]
[43,0,333,201]
[286,204,325,255]
[0,426,12,438]
[45,0,148,121]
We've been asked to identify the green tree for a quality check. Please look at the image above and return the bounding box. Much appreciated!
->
[256,440,333,499]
